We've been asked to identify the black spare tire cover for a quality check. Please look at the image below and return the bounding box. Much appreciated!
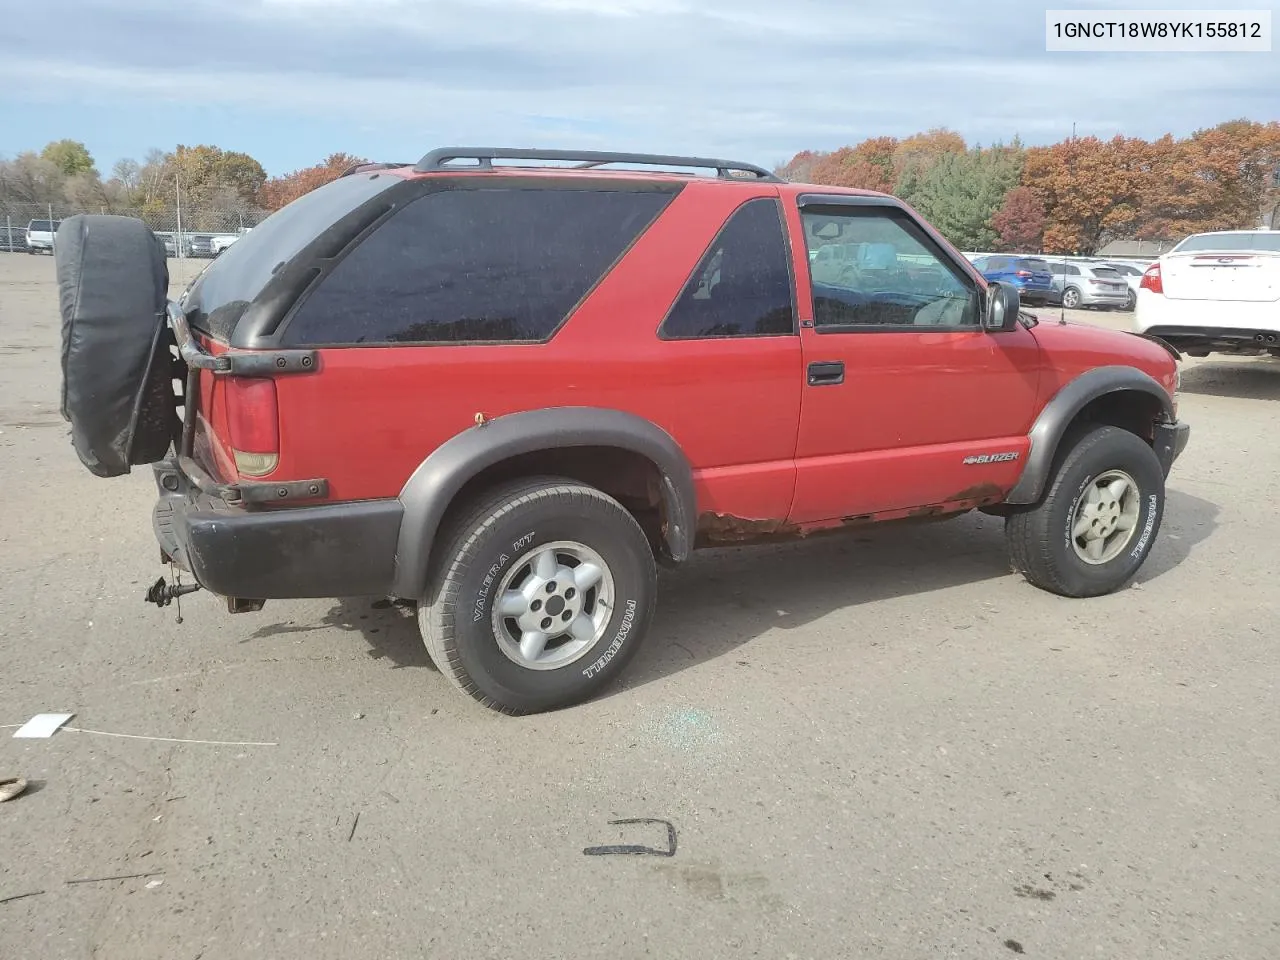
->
[56,215,178,477]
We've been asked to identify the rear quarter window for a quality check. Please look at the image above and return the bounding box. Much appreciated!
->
[183,172,400,340]
[281,187,673,345]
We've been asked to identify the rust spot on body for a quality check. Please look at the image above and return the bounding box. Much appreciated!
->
[951,482,1004,502]
[696,513,802,546]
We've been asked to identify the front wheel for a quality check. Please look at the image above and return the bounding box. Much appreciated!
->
[1006,425,1165,598]
[418,477,657,714]
[1062,286,1081,309]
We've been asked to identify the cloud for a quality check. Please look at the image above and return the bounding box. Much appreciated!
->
[3,0,1276,172]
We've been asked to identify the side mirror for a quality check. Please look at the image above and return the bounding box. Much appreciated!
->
[983,281,1020,331]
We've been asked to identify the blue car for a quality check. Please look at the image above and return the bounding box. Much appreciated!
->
[970,254,1058,306]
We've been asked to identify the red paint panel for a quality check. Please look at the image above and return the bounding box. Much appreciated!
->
[265,182,802,512]
[790,436,1031,520]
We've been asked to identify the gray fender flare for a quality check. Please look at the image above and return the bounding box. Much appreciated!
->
[1005,365,1174,505]
[390,407,696,598]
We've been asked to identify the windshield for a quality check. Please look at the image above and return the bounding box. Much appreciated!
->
[28,220,59,231]
[1019,258,1051,272]
[1091,266,1123,279]
[1174,232,1280,253]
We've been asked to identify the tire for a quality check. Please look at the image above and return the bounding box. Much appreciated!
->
[1006,425,1165,598]
[1124,290,1137,311]
[1061,287,1081,309]
[56,215,176,477]
[419,476,657,714]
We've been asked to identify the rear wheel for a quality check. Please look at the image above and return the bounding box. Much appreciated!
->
[1006,425,1164,598]
[419,477,657,714]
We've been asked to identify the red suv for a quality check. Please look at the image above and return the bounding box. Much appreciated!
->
[55,148,1189,714]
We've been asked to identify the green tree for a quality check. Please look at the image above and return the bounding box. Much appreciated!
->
[40,139,96,177]
[909,145,1023,250]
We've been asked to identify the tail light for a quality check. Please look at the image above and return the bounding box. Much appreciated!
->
[226,377,279,476]
[1140,263,1163,295]
[1014,269,1032,277]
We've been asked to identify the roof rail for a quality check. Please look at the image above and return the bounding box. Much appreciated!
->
[340,161,412,177]
[413,147,782,182]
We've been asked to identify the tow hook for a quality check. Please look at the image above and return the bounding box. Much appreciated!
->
[145,576,201,608]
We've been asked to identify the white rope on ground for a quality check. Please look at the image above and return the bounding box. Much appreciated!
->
[3,722,276,746]
[61,727,278,746]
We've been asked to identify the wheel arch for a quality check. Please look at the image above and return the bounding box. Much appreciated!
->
[1005,366,1174,505]
[390,407,696,599]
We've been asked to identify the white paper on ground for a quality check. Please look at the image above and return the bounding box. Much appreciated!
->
[12,713,75,738]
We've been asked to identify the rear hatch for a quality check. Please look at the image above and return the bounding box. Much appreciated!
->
[1160,234,1280,302]
[1086,265,1128,296]
[175,171,400,486]
[1016,258,1054,290]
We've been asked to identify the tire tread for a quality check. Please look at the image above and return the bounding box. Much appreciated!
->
[419,476,650,715]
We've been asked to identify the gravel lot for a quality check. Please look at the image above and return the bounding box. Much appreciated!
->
[2,253,1277,960]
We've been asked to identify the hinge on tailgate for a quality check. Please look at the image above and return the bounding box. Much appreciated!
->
[167,302,317,376]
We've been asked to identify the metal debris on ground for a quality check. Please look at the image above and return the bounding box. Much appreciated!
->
[0,890,45,905]
[583,818,677,857]
[65,871,164,885]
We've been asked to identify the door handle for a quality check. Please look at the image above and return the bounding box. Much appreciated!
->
[807,360,845,386]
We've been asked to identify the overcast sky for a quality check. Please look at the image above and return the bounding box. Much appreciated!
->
[2,0,1277,176]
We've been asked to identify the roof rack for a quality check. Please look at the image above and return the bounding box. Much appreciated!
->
[413,147,782,182]
[340,161,413,177]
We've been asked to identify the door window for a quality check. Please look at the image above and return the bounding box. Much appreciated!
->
[802,208,978,329]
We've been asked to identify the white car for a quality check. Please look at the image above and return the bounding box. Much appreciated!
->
[1134,230,1280,357]
[210,234,240,256]
[25,219,61,255]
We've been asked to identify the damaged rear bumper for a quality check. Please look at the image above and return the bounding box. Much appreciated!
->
[152,459,402,602]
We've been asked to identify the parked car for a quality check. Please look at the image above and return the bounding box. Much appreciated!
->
[54,147,1189,715]
[1048,260,1132,310]
[188,235,215,258]
[1134,230,1280,357]
[969,254,1057,305]
[157,233,192,258]
[1102,262,1146,310]
[210,233,242,256]
[26,219,61,254]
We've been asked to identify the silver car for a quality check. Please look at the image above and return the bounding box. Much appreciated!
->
[1101,261,1147,310]
[1047,260,1132,310]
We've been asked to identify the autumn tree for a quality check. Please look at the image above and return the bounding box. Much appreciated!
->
[1022,135,1151,254]
[258,153,368,211]
[794,137,901,192]
[40,140,96,178]
[991,186,1045,252]
[775,149,821,181]
[0,152,65,204]
[1141,120,1280,238]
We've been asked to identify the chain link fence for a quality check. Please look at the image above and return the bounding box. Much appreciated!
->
[0,200,270,257]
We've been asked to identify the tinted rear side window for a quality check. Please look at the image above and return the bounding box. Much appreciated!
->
[660,198,795,340]
[283,187,672,345]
